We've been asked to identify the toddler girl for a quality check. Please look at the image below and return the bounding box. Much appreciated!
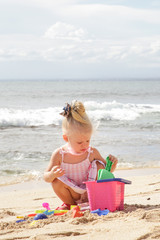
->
[44,101,118,210]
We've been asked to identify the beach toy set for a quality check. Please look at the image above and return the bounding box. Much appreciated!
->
[16,157,131,226]
[16,202,85,225]
[85,157,132,212]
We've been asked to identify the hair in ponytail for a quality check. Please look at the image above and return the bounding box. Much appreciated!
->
[60,100,92,135]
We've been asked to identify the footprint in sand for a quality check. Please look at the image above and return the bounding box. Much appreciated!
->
[30,231,86,240]
[141,209,160,222]
[136,226,160,240]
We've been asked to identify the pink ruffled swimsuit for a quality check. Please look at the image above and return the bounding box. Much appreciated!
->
[58,146,105,195]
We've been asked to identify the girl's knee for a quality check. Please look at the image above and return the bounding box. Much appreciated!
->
[51,178,64,191]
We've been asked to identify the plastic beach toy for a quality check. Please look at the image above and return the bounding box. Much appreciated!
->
[34,213,48,220]
[16,219,26,223]
[35,209,68,216]
[30,220,38,226]
[35,210,45,213]
[91,209,109,216]
[42,202,51,210]
[72,206,84,218]
[28,213,37,217]
[43,210,54,215]
[85,178,132,212]
[98,156,115,180]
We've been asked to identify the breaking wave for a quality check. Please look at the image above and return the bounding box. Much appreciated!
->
[0,101,160,128]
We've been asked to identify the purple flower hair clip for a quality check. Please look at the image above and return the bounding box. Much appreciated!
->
[60,103,71,117]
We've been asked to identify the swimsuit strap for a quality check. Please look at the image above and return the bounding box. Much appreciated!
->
[59,146,93,162]
[59,147,66,162]
[86,146,93,160]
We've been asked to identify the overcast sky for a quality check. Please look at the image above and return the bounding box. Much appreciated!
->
[0,0,160,79]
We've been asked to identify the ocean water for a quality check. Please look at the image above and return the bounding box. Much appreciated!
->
[0,79,160,186]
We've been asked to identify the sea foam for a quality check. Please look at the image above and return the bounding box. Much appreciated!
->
[0,101,160,127]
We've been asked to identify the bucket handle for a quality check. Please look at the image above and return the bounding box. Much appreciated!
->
[97,178,132,184]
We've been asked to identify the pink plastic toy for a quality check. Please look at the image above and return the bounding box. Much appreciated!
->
[85,178,131,212]
[42,202,51,210]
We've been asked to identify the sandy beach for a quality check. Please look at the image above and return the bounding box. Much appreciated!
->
[0,168,160,240]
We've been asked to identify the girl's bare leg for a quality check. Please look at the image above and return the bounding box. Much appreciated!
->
[51,178,81,206]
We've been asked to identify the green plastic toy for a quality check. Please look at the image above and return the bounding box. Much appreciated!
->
[98,156,115,180]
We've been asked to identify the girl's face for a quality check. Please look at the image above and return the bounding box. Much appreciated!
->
[65,130,92,153]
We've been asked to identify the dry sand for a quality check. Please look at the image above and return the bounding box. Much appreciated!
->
[0,168,160,240]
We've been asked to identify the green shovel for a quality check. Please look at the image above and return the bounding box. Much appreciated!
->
[98,156,115,180]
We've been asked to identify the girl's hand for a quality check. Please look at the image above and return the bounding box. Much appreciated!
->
[51,166,65,178]
[108,154,118,172]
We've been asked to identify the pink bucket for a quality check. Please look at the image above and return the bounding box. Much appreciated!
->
[85,178,131,212]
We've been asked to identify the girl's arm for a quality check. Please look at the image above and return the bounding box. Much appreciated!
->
[91,148,118,172]
[91,148,106,165]
[108,154,118,172]
[43,149,65,183]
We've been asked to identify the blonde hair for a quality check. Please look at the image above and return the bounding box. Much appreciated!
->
[61,101,92,135]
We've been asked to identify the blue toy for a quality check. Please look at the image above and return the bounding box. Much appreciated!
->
[91,209,109,216]
[43,210,54,215]
[16,219,26,223]
[34,213,48,220]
